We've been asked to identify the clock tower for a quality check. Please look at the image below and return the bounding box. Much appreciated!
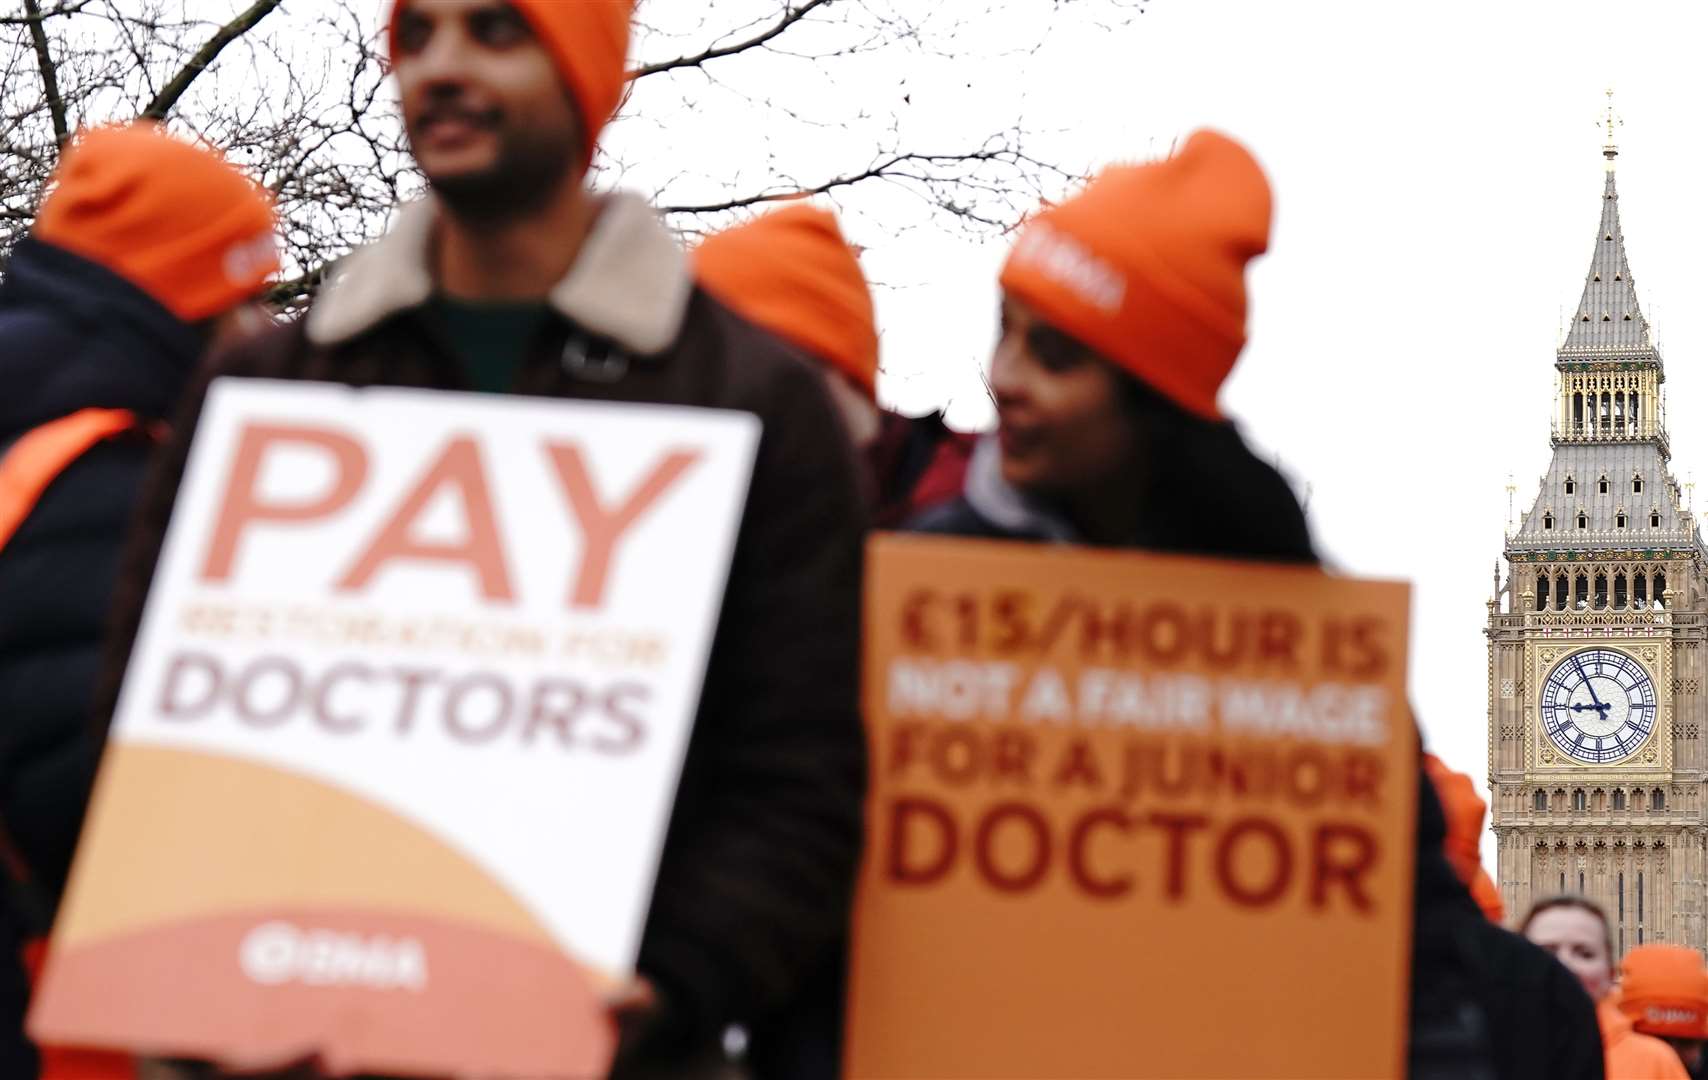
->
[1489,128,1708,955]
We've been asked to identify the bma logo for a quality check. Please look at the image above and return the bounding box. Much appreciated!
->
[239,921,428,991]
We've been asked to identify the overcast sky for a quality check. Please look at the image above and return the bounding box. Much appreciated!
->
[612,0,1708,877]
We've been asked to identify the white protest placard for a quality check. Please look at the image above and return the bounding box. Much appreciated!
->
[31,378,760,1078]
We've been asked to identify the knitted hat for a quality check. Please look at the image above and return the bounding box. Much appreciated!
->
[694,204,879,398]
[999,130,1271,420]
[32,123,278,322]
[1619,944,1708,1039]
[389,0,632,153]
[1422,755,1505,923]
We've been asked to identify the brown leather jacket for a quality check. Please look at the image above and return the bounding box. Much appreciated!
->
[97,194,869,1073]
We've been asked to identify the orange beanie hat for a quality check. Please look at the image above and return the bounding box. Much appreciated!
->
[1619,945,1708,1039]
[32,123,277,322]
[1422,755,1505,923]
[389,0,631,153]
[694,204,879,398]
[999,130,1270,420]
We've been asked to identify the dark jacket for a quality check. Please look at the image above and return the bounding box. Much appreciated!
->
[0,238,206,1080]
[906,435,1604,1080]
[93,195,869,1072]
[864,410,974,529]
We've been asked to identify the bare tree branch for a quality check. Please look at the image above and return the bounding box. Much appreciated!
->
[142,0,281,120]
[629,0,835,80]
[21,0,68,145]
[0,0,96,25]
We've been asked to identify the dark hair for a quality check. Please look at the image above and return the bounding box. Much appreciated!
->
[1520,895,1615,968]
[1112,368,1317,565]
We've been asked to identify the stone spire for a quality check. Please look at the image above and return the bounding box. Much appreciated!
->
[1560,94,1653,358]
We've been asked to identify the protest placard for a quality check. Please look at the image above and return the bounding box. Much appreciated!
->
[846,534,1415,1079]
[30,378,760,1078]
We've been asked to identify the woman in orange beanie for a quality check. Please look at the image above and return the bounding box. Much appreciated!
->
[911,130,1312,560]
[1523,897,1690,1079]
[910,130,1605,1080]
[1620,944,1708,1074]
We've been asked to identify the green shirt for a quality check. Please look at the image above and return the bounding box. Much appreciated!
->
[428,296,552,394]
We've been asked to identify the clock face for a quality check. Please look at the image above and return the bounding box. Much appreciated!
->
[1541,648,1657,764]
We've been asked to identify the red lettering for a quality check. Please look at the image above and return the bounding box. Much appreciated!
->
[1256,613,1303,669]
[887,722,927,778]
[1344,752,1384,806]
[1148,812,1210,901]
[1215,817,1292,907]
[1137,604,1189,664]
[202,423,367,582]
[1311,823,1378,913]
[974,802,1050,893]
[1068,808,1133,899]
[1052,737,1103,790]
[338,437,514,601]
[931,728,984,787]
[545,444,700,609]
[887,798,957,886]
[991,730,1035,785]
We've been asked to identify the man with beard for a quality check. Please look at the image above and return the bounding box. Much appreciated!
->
[106,1,867,1076]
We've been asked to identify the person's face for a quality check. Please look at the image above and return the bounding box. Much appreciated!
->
[989,294,1137,500]
[392,0,582,217]
[1524,906,1613,1000]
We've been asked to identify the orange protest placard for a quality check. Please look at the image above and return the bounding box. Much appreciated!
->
[846,534,1415,1079]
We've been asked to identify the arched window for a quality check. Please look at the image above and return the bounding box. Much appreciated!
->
[1633,789,1647,811]
[1580,870,1586,893]
[1614,572,1628,608]
[1572,789,1587,811]
[1613,789,1627,810]
[1554,788,1568,811]
[1536,574,1550,610]
[1652,512,1662,528]
[1600,475,1610,494]
[1566,475,1576,495]
[1575,574,1589,608]
[1557,573,1570,612]
[1635,572,1648,607]
[1634,474,1644,494]
[1653,788,1666,810]
[1592,789,1607,812]
[1544,512,1555,530]
[1617,513,1628,529]
[1578,512,1588,529]
[1534,790,1548,811]
[1656,571,1668,607]
[1594,573,1608,609]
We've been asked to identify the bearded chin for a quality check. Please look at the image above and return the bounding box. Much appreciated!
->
[430,128,582,224]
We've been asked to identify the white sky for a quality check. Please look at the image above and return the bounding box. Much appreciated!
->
[613,0,1708,878]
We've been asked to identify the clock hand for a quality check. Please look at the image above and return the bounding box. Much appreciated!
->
[1575,659,1606,709]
